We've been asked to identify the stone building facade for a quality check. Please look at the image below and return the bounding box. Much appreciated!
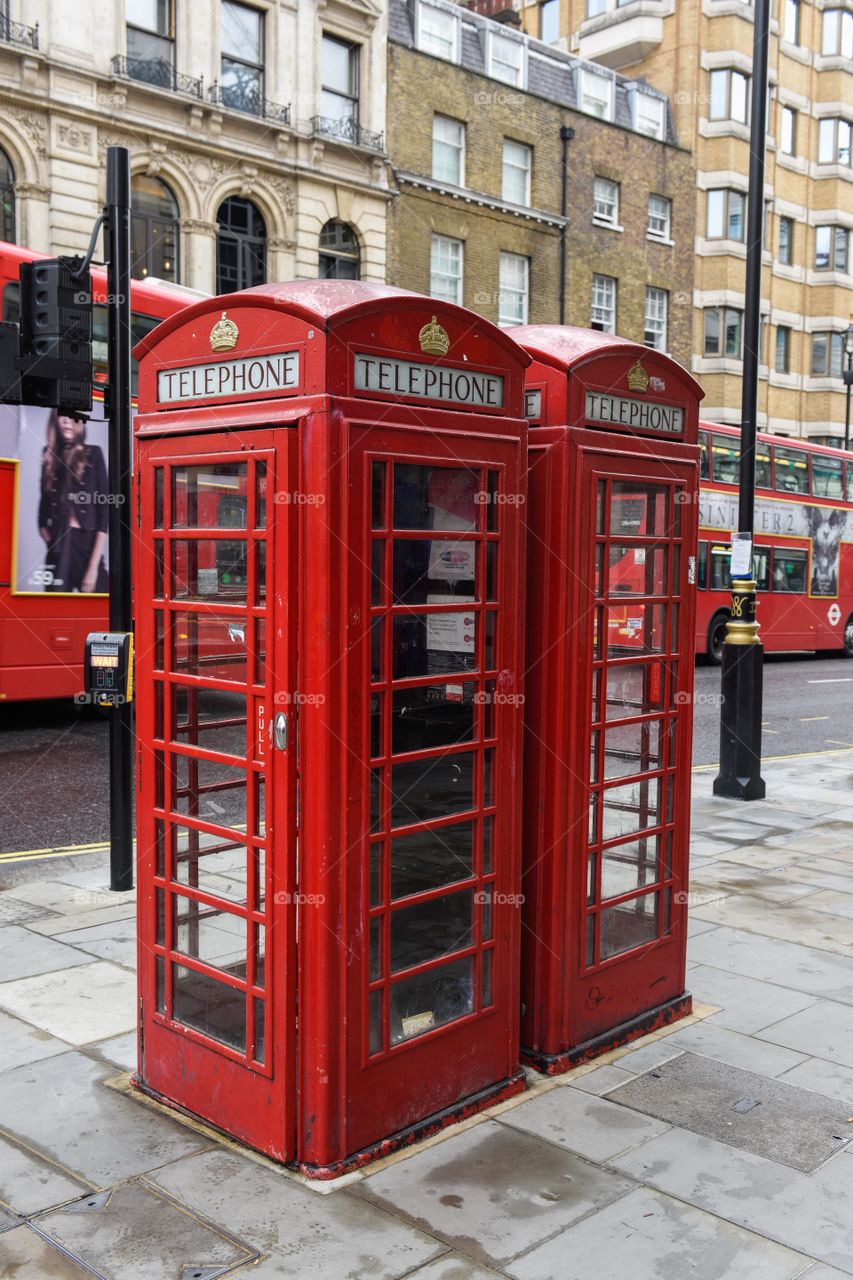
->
[387,0,695,367]
[0,0,390,292]
[517,0,853,443]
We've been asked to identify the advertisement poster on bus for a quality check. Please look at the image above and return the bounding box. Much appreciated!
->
[699,491,851,598]
[2,400,110,596]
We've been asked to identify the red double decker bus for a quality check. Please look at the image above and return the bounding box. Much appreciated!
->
[0,241,202,702]
[696,421,853,663]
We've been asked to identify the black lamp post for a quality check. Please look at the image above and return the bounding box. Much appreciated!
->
[844,322,853,452]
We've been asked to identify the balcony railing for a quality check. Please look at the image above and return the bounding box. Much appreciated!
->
[208,81,290,124]
[312,115,384,152]
[0,17,38,48]
[112,54,203,98]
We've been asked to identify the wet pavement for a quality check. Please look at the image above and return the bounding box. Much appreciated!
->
[1,751,853,1278]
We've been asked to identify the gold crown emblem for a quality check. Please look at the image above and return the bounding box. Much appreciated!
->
[419,316,450,357]
[627,360,650,393]
[210,312,239,352]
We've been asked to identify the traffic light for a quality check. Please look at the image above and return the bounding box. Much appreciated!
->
[0,256,93,411]
[19,258,93,411]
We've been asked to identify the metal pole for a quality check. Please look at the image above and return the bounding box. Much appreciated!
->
[558,126,574,326]
[105,146,134,890]
[713,0,769,801]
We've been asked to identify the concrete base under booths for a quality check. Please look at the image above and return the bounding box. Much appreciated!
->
[521,992,693,1077]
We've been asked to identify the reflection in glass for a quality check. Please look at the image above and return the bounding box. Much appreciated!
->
[391,751,475,828]
[174,898,246,977]
[390,955,474,1045]
[599,893,658,959]
[173,827,248,904]
[390,889,473,973]
[173,963,245,1051]
[603,719,662,779]
[605,664,664,719]
[392,464,478,531]
[481,949,493,1007]
[172,612,249,683]
[391,684,475,754]
[173,686,247,756]
[605,604,666,657]
[172,539,248,602]
[392,613,476,680]
[393,539,476,603]
[602,776,660,841]
[391,821,474,899]
[601,835,659,899]
[173,754,247,831]
[610,483,667,536]
[607,545,666,597]
[171,464,248,530]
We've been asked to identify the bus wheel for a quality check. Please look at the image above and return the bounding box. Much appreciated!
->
[707,612,729,666]
[844,614,853,659]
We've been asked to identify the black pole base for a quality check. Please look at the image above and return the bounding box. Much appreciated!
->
[713,640,766,801]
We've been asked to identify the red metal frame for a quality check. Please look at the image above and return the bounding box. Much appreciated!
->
[134,282,529,1173]
[509,325,702,1072]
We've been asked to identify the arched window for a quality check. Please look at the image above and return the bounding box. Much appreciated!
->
[319,220,360,280]
[216,197,266,294]
[0,147,16,244]
[131,175,179,281]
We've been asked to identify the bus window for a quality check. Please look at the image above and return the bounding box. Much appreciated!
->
[812,454,843,499]
[774,446,809,494]
[699,432,710,480]
[755,444,772,489]
[3,280,18,322]
[711,435,739,485]
[772,548,807,593]
[697,541,708,590]
[847,462,853,502]
[753,548,770,592]
[93,305,161,394]
[710,544,730,591]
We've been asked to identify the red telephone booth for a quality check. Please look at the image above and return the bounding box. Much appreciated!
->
[509,325,703,1073]
[132,282,530,1175]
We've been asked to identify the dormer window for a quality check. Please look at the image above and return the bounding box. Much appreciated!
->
[489,30,525,87]
[579,67,613,120]
[633,92,665,140]
[417,2,459,61]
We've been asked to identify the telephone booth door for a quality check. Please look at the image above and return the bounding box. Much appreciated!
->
[574,447,697,1044]
[135,429,298,1161]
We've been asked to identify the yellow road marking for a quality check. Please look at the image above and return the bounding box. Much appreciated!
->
[0,841,109,866]
[800,716,829,722]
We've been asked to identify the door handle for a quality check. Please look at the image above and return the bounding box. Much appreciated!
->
[273,712,288,751]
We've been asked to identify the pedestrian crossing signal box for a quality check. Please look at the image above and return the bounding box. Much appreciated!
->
[84,632,134,707]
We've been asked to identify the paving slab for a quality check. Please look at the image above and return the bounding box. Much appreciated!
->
[26,901,138,937]
[0,1053,211,1185]
[0,1206,19,1233]
[755,1000,853,1070]
[777,1057,853,1105]
[0,924,92,983]
[505,1185,811,1280]
[800,889,853,921]
[33,1181,256,1280]
[87,1030,137,1072]
[56,916,137,969]
[690,862,822,903]
[798,1268,853,1280]
[150,1148,444,1278]
[567,1064,637,1096]
[0,894,59,926]
[0,1224,94,1277]
[643,1022,807,1077]
[399,1254,503,1280]
[351,1119,633,1269]
[497,1085,669,1162]
[0,1134,89,1216]
[687,918,719,937]
[686,927,853,1006]
[0,1008,72,1074]
[0,960,135,1044]
[608,1051,852,1171]
[684,965,818,1035]
[3,881,123,914]
[610,1040,686,1074]
[689,894,853,959]
[612,1127,853,1274]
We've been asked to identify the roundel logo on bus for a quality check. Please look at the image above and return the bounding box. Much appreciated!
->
[828,602,842,626]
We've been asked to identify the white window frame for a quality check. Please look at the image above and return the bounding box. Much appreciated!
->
[706,188,746,242]
[430,234,463,305]
[822,9,853,58]
[703,306,743,359]
[783,0,800,45]
[818,117,853,167]
[591,273,617,334]
[593,177,619,226]
[580,68,614,121]
[778,214,794,265]
[502,139,532,206]
[709,68,749,125]
[488,30,526,88]
[775,326,791,374]
[498,252,529,326]
[780,105,796,156]
[644,287,668,353]
[815,225,849,273]
[417,1,459,61]
[811,332,844,377]
[432,114,465,186]
[633,92,666,140]
[647,194,672,241]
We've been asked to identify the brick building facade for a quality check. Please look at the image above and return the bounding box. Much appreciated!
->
[387,0,695,367]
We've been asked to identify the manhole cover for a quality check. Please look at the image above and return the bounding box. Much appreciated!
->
[609,1052,853,1171]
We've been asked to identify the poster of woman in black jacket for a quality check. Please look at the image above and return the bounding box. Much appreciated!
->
[38,409,109,593]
